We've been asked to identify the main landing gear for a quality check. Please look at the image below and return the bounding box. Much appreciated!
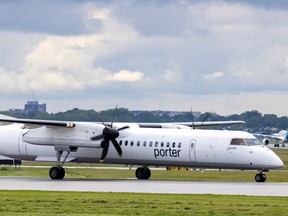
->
[49,166,65,180]
[135,167,151,180]
[49,149,71,180]
[255,171,267,182]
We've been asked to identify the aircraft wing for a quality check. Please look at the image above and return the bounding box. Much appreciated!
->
[134,120,245,129]
[254,133,283,141]
[0,115,245,130]
[0,117,75,129]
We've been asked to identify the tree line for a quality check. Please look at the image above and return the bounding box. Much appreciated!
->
[1,108,287,133]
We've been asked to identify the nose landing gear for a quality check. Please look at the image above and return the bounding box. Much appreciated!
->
[255,171,267,182]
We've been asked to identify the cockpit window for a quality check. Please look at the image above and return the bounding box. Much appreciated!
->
[230,138,246,145]
[230,138,262,146]
[245,138,261,146]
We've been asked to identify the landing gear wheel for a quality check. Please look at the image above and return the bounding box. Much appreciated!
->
[255,173,266,182]
[49,166,65,180]
[135,167,151,180]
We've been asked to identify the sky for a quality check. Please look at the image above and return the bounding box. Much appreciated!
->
[1,0,288,116]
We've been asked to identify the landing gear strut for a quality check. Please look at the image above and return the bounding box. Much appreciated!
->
[49,148,72,180]
[135,167,151,179]
[255,171,267,182]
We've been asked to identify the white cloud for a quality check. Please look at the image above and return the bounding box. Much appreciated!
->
[203,71,224,80]
[104,70,144,82]
[229,45,288,88]
[162,69,177,81]
[88,8,111,20]
[0,68,14,91]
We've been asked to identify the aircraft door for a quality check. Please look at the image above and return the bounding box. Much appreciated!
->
[18,134,27,155]
[189,139,197,162]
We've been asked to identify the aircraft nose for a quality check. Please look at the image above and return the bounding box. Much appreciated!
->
[270,153,284,168]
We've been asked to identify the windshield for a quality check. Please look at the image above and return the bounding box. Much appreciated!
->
[230,138,262,146]
[245,138,262,146]
[230,138,246,145]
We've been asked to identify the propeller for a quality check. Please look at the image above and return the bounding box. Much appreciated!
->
[190,107,195,129]
[90,106,129,162]
[199,113,210,129]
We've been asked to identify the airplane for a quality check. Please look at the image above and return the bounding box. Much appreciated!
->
[0,114,283,182]
[257,130,288,147]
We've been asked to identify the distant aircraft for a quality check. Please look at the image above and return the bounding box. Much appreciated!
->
[0,114,283,182]
[258,130,288,147]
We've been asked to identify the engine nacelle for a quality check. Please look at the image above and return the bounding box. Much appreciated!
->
[262,138,269,145]
[22,122,104,148]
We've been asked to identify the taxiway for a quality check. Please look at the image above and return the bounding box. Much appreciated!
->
[0,176,287,196]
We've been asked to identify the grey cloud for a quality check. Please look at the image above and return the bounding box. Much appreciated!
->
[1,0,288,115]
[0,0,86,35]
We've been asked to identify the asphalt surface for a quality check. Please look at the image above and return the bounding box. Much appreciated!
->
[0,176,287,196]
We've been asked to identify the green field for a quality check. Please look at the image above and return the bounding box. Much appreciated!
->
[0,148,287,215]
[0,191,288,216]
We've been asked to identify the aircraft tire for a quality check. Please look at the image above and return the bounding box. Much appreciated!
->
[255,173,266,182]
[49,166,65,180]
[261,173,267,182]
[144,167,151,179]
[135,167,151,180]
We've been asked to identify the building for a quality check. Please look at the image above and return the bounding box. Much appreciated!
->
[24,100,46,114]
[9,100,47,115]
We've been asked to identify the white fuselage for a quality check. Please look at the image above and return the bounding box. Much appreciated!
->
[0,123,283,171]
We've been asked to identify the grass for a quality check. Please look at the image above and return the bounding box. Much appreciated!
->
[0,149,287,215]
[0,191,288,216]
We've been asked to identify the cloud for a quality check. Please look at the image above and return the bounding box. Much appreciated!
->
[104,70,144,82]
[162,69,177,81]
[203,71,224,80]
[1,1,288,115]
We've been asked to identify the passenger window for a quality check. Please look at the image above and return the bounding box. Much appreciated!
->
[143,141,147,147]
[178,142,181,148]
[137,141,140,147]
[161,142,164,147]
[131,141,134,146]
[155,142,158,147]
[119,140,122,146]
[172,142,176,148]
[149,141,153,147]
[166,142,170,148]
[230,138,246,145]
[125,140,128,146]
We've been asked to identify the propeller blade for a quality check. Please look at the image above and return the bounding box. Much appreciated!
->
[100,140,109,162]
[191,107,195,129]
[117,126,130,131]
[110,105,118,128]
[90,134,105,141]
[111,138,122,156]
[199,113,210,129]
